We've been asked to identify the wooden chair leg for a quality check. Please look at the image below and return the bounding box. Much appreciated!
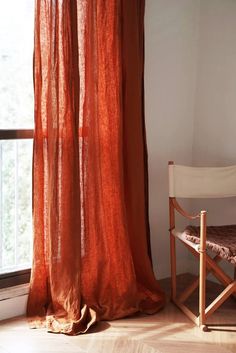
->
[170,233,177,300]
[169,197,176,301]
[199,211,207,329]
[205,281,236,319]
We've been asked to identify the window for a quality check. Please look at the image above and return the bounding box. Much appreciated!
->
[0,0,34,287]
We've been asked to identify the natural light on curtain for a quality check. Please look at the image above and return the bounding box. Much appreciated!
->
[27,0,165,335]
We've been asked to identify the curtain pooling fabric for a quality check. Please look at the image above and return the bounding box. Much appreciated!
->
[27,0,165,335]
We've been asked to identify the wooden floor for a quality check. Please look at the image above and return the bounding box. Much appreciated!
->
[0,274,235,353]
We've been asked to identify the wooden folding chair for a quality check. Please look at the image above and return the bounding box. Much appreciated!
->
[168,161,236,331]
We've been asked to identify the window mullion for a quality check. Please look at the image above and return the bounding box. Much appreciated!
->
[0,129,34,140]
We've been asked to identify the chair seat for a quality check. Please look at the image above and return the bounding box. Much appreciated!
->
[184,225,236,265]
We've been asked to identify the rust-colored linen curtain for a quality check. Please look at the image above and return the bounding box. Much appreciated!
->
[27,0,165,335]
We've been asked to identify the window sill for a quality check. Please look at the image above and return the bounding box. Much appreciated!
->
[0,269,31,289]
[0,283,29,302]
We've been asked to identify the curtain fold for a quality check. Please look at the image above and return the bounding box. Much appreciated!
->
[27,0,165,335]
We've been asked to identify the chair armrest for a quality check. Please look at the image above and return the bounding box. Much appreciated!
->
[170,198,200,220]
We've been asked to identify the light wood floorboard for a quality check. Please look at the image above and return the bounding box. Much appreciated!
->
[0,274,235,353]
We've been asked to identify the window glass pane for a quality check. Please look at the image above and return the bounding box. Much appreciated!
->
[0,140,33,274]
[0,0,34,129]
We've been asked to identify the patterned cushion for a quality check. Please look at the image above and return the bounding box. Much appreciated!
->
[184,225,236,265]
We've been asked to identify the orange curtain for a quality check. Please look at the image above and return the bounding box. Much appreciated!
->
[27,0,165,335]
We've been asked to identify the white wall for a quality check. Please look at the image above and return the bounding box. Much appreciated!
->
[192,0,236,278]
[146,0,236,280]
[145,0,200,279]
[193,0,236,168]
[192,0,236,225]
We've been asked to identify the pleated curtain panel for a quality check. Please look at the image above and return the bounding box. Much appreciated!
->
[27,0,165,335]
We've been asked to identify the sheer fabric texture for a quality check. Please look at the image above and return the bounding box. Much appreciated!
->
[27,0,165,335]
